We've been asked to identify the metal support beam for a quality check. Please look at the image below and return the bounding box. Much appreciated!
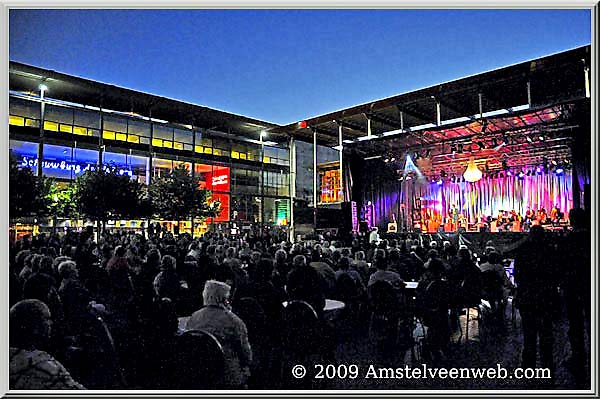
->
[527,81,532,107]
[478,93,483,120]
[289,136,296,242]
[312,128,318,232]
[367,117,372,138]
[338,123,343,201]
[584,65,590,98]
[436,100,441,126]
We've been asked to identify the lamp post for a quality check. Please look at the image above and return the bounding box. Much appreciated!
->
[260,130,267,237]
[37,84,48,178]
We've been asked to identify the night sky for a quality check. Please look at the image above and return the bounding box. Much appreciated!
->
[9,9,591,125]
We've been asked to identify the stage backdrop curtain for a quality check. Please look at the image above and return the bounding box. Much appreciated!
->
[418,171,573,223]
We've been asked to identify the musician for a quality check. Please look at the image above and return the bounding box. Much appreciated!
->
[550,205,561,225]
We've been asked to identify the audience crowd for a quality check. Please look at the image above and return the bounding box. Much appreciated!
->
[8,208,590,389]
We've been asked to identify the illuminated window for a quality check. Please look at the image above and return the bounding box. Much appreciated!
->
[240,153,247,160]
[173,142,184,150]
[103,130,116,140]
[213,149,222,156]
[59,124,73,134]
[44,121,59,132]
[115,133,127,141]
[9,115,24,126]
[263,156,270,164]
[204,147,213,155]
[163,141,173,149]
[319,163,343,203]
[73,126,87,136]
[25,119,38,128]
[231,151,240,159]
[127,134,140,144]
[152,138,163,147]
[194,145,203,153]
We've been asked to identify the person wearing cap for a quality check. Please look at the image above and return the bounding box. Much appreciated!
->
[186,280,252,388]
[10,299,84,389]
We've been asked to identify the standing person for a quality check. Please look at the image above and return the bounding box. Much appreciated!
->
[561,208,590,377]
[513,225,560,375]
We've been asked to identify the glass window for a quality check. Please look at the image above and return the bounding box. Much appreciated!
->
[45,104,73,124]
[103,115,128,133]
[128,119,151,138]
[174,128,193,145]
[10,97,40,120]
[153,124,173,141]
[73,109,100,129]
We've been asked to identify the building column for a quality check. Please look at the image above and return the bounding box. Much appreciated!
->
[147,109,154,184]
[312,128,318,232]
[338,123,343,202]
[98,108,104,165]
[190,122,196,237]
[36,84,47,177]
[289,136,296,242]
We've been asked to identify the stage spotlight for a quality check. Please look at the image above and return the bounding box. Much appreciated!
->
[539,135,545,141]
[517,170,525,179]
[506,170,513,176]
[436,178,443,186]
[536,165,543,175]
[555,165,564,175]
[551,159,557,166]
[390,157,396,162]
[384,158,389,163]
[526,136,533,143]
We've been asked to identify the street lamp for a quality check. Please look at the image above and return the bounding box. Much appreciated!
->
[260,131,266,236]
[37,84,48,178]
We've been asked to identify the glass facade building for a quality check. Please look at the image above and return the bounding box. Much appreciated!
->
[9,89,291,232]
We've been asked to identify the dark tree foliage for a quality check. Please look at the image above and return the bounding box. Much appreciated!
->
[149,164,219,222]
[9,152,50,220]
[74,166,151,231]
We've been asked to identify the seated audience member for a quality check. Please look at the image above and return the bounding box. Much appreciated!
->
[186,280,252,388]
[479,251,514,303]
[335,257,364,288]
[368,257,405,289]
[351,251,369,282]
[153,255,183,304]
[286,255,327,318]
[10,299,85,389]
[309,251,336,296]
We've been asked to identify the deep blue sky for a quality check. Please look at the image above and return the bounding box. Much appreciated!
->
[9,9,591,125]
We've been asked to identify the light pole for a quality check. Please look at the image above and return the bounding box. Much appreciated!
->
[37,84,48,178]
[260,130,267,237]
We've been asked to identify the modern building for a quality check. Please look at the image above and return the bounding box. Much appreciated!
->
[9,61,293,236]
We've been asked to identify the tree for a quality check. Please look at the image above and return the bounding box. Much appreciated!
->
[149,164,220,225]
[46,180,79,219]
[74,165,151,232]
[9,152,50,221]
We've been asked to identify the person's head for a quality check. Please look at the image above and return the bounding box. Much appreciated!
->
[427,258,445,275]
[375,257,387,271]
[202,280,231,308]
[161,255,177,272]
[222,246,234,259]
[355,251,365,261]
[426,249,439,261]
[189,241,199,251]
[339,257,351,271]
[457,247,471,261]
[292,254,307,268]
[374,248,386,261]
[10,299,52,350]
[487,251,501,265]
[58,260,78,280]
[146,248,162,264]
[254,258,274,282]
[429,241,438,249]
[275,249,287,263]
[569,208,588,230]
[114,246,126,258]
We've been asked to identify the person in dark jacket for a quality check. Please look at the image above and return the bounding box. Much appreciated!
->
[514,225,560,373]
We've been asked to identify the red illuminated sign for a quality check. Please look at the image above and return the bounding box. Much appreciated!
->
[204,167,230,192]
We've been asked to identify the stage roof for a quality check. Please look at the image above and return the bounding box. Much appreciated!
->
[276,45,591,149]
[9,61,282,143]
